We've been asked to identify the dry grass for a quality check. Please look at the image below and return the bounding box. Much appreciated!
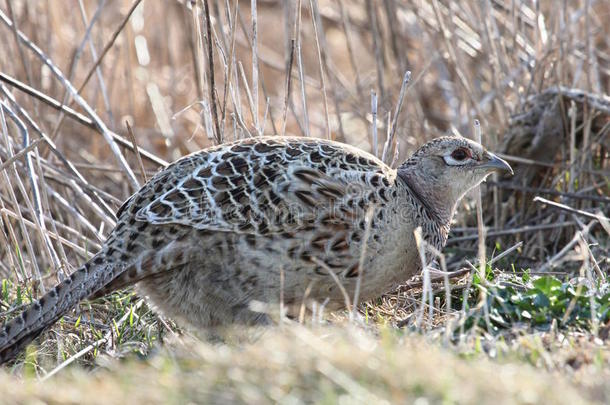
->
[0,0,608,403]
[1,325,608,404]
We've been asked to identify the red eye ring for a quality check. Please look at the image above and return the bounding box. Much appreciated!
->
[451,148,471,161]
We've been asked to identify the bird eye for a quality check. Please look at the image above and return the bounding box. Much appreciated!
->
[451,148,470,161]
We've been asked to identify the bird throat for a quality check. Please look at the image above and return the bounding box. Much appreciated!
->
[396,169,454,249]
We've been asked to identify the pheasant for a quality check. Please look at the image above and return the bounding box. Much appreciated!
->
[0,136,512,363]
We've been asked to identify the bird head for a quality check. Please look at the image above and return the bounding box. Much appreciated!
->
[397,136,513,223]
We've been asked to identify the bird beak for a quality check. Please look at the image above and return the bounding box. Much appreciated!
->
[480,152,513,175]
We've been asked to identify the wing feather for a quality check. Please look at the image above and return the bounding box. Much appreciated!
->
[134,137,391,235]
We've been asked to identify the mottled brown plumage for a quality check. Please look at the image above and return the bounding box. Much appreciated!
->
[0,136,511,363]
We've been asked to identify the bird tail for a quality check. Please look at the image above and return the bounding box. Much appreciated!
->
[0,254,120,364]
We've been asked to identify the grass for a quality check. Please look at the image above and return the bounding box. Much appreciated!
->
[0,0,608,403]
[0,325,607,404]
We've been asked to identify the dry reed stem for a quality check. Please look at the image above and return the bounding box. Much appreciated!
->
[370,91,378,157]
[202,0,222,144]
[125,121,147,183]
[308,0,331,140]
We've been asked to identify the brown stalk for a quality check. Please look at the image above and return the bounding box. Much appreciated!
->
[308,0,331,140]
[202,0,223,144]
[125,121,147,183]
[281,39,296,136]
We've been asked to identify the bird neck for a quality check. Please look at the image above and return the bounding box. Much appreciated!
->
[396,167,457,228]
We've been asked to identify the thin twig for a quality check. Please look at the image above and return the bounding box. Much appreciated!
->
[125,121,147,183]
[488,181,610,204]
[534,196,609,222]
[202,0,223,143]
[294,0,309,137]
[371,91,378,157]
[250,0,259,134]
[308,0,331,140]
[382,71,411,164]
[311,257,352,313]
[352,205,376,320]
[281,39,296,136]
[366,0,385,100]
[220,0,239,139]
[539,219,598,272]
[447,221,576,243]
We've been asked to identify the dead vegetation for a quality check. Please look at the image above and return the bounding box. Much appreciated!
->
[0,325,606,404]
[0,0,608,403]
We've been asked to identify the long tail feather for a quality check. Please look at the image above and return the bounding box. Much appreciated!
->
[0,255,119,364]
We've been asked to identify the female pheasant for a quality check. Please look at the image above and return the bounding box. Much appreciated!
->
[0,136,512,363]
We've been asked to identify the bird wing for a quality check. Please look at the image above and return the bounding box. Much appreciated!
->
[134,137,390,235]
